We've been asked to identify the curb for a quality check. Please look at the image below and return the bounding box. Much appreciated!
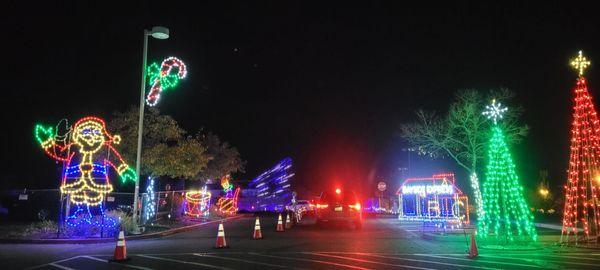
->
[0,215,245,244]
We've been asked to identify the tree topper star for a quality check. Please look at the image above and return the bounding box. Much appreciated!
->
[571,50,590,77]
[483,99,508,125]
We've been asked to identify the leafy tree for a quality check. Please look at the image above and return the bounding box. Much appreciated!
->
[109,106,210,179]
[195,131,246,182]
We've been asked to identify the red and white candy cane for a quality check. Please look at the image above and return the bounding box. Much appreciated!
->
[146,57,187,106]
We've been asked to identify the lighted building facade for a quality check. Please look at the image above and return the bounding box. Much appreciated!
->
[397,173,469,225]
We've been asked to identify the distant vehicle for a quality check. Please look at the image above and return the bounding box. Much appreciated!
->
[315,188,362,229]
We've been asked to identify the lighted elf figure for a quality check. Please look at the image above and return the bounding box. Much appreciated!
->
[561,51,600,244]
[35,117,137,226]
[478,99,538,243]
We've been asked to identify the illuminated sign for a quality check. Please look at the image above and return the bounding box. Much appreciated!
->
[401,184,453,195]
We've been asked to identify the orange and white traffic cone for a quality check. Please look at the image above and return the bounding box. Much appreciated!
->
[214,222,228,248]
[276,213,284,232]
[253,216,263,239]
[112,229,128,261]
[467,233,478,258]
[285,213,293,229]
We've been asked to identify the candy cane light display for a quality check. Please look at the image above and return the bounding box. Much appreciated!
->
[146,57,187,106]
[35,117,136,227]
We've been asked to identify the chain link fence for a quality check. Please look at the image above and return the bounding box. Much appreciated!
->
[0,189,191,238]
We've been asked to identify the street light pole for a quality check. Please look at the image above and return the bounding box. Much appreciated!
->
[132,27,169,234]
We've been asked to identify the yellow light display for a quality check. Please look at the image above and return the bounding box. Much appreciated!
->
[571,50,591,76]
[36,117,136,206]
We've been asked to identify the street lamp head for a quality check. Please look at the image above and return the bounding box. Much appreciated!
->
[150,26,169,39]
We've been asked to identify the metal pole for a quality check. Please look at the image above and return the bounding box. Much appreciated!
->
[132,30,149,234]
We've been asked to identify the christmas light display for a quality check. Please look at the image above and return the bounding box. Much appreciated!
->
[478,101,537,242]
[470,173,485,220]
[143,177,156,224]
[215,175,239,214]
[185,186,211,217]
[217,187,240,215]
[146,57,187,106]
[35,117,136,227]
[482,99,508,124]
[248,157,294,211]
[397,173,469,225]
[561,51,600,244]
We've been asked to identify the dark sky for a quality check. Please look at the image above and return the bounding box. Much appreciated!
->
[3,2,600,198]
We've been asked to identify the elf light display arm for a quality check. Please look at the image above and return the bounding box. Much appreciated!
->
[35,124,72,162]
[106,144,137,183]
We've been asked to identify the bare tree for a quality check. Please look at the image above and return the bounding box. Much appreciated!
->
[400,89,528,214]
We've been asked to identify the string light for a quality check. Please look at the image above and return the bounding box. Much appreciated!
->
[146,57,187,106]
[482,99,508,124]
[143,177,156,223]
[217,187,240,215]
[561,51,600,244]
[571,50,591,76]
[478,101,537,242]
[35,117,136,227]
[248,158,295,211]
[470,173,485,221]
[185,186,211,217]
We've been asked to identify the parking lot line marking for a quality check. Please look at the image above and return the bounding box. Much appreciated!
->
[248,252,373,270]
[136,254,233,270]
[48,263,76,270]
[356,253,499,270]
[193,253,297,269]
[25,256,83,270]
[308,252,436,270]
[479,254,600,267]
[542,254,600,261]
[415,254,553,269]
[80,255,155,270]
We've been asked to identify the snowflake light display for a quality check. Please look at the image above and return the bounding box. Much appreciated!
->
[482,99,508,124]
[35,117,136,227]
[146,57,187,106]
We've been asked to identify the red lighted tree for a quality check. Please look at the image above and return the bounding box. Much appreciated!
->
[561,51,600,244]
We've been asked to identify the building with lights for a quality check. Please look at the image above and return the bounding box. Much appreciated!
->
[248,157,294,212]
[397,173,469,225]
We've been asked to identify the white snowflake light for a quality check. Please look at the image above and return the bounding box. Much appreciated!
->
[482,99,508,124]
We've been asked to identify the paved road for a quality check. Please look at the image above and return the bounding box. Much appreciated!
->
[2,215,598,269]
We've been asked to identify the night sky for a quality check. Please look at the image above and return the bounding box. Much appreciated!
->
[3,2,600,198]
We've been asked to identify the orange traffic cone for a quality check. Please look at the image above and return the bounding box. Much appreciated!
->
[276,213,284,232]
[112,229,128,261]
[467,233,478,258]
[285,213,293,229]
[214,222,228,248]
[253,216,263,239]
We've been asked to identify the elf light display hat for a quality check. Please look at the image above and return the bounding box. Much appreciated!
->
[71,116,121,145]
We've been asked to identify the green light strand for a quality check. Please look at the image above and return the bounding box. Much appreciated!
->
[478,126,538,242]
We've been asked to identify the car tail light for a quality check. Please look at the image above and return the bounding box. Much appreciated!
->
[349,203,361,211]
[316,204,329,209]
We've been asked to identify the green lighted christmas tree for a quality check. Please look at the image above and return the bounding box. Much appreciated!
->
[478,99,537,243]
